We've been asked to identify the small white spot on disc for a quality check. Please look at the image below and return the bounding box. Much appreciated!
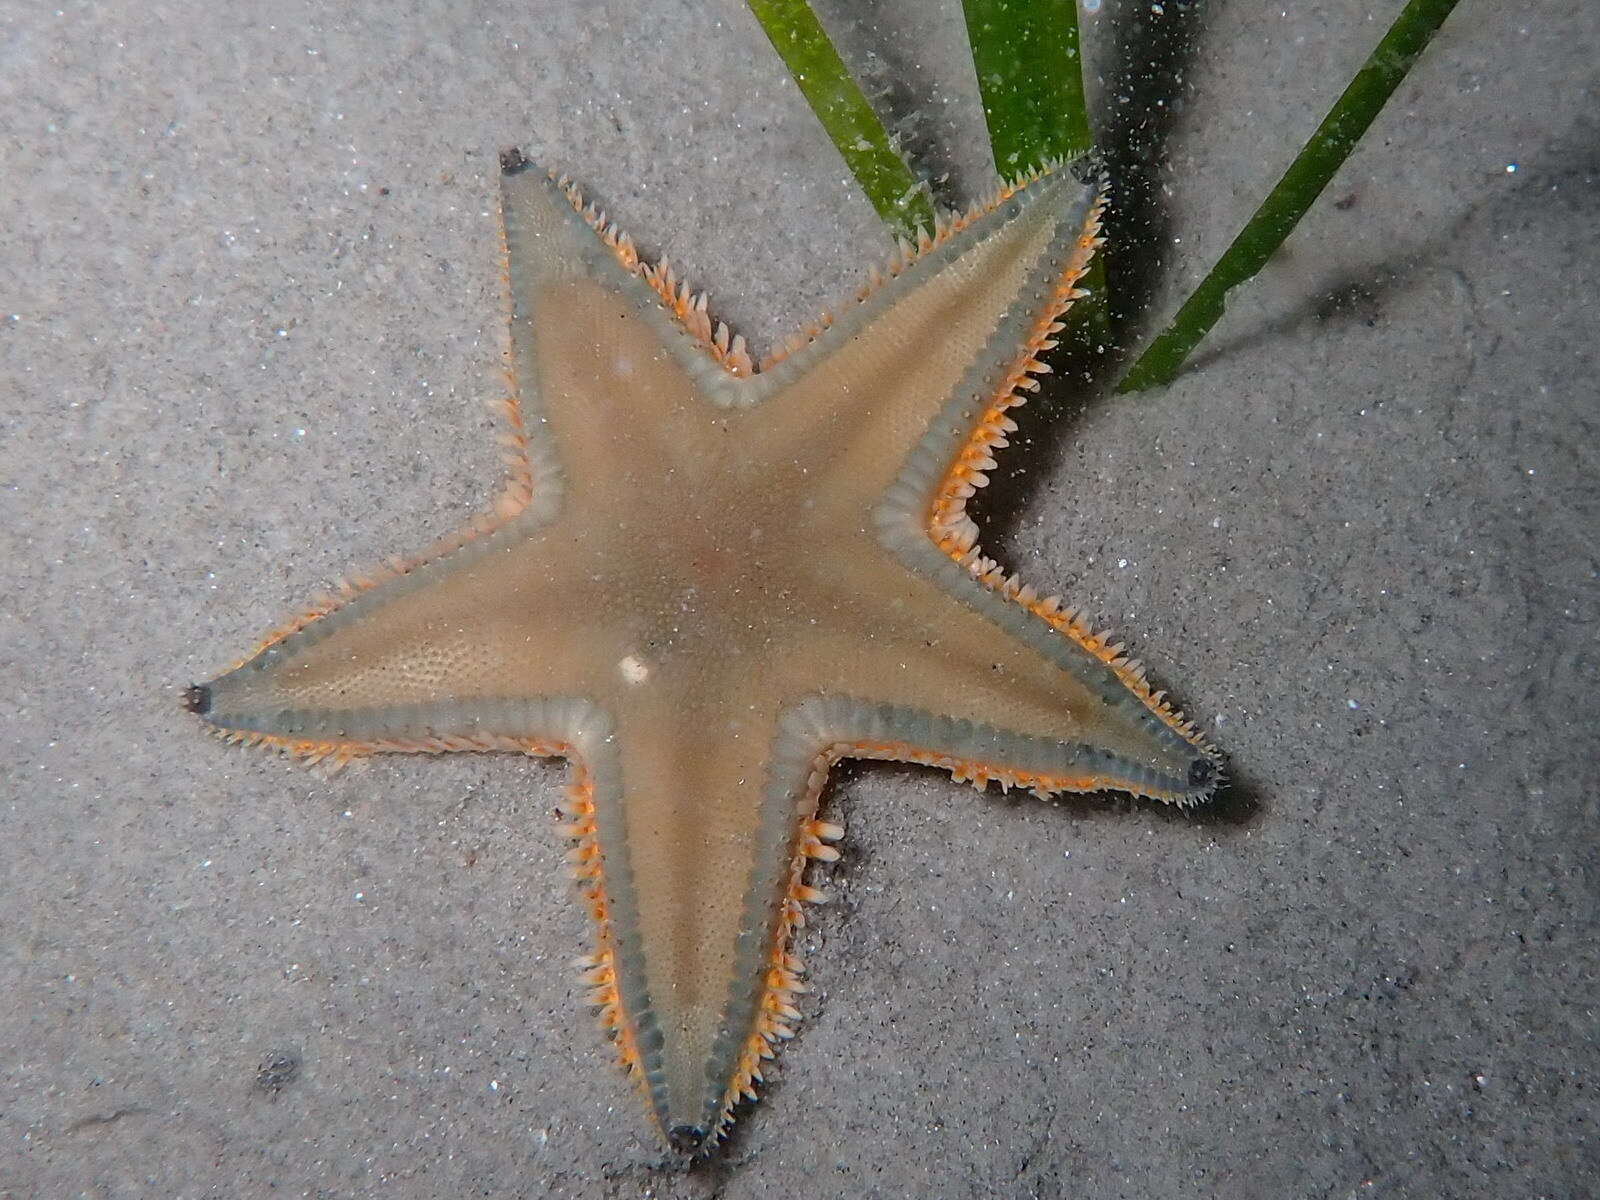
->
[618,654,650,685]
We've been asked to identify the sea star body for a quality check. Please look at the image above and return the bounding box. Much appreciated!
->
[187,153,1220,1154]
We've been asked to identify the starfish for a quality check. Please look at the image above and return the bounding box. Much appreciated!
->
[185,150,1221,1156]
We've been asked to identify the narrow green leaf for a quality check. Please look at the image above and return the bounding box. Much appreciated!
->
[961,0,1091,175]
[960,0,1105,356]
[1118,0,1461,392]
[747,0,936,237]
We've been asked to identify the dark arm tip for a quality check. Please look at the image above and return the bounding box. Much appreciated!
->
[499,147,531,175]
[666,1124,706,1155]
[1188,755,1217,792]
[181,683,212,715]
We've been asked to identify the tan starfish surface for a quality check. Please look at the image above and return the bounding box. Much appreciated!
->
[187,151,1221,1155]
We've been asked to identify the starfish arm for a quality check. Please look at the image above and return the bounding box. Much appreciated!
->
[742,167,1103,529]
[779,540,1218,805]
[566,691,821,1153]
[560,680,881,1155]
[500,161,751,519]
[189,521,627,752]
